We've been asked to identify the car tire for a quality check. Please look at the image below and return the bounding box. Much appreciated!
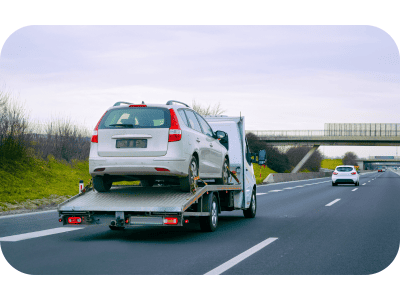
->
[200,194,219,232]
[109,225,125,231]
[332,182,337,186]
[180,156,198,192]
[93,176,112,192]
[141,179,155,187]
[243,190,256,218]
[215,157,230,185]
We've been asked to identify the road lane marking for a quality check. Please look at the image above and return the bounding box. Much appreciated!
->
[256,193,267,196]
[0,227,84,242]
[326,199,341,206]
[204,237,278,275]
[362,183,366,185]
[283,187,296,190]
[0,210,57,219]
[269,190,283,192]
[368,181,371,182]
[352,188,358,191]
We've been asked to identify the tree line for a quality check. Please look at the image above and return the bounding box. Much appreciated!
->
[0,91,90,165]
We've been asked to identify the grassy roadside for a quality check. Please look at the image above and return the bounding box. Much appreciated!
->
[0,156,92,212]
[252,164,277,184]
[321,159,343,170]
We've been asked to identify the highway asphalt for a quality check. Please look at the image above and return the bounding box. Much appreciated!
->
[1,171,399,279]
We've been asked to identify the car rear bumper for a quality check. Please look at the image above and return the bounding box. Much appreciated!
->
[89,156,189,177]
[332,176,358,184]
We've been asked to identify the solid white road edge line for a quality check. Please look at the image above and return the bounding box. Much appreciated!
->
[204,237,278,275]
[0,227,84,242]
[326,199,341,206]
[0,209,57,219]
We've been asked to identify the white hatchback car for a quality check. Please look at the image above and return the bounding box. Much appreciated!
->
[332,165,360,186]
[89,101,230,192]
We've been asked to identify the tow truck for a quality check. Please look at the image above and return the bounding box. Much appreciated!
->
[58,114,265,232]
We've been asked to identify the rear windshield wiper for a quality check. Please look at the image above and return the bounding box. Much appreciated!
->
[108,124,134,128]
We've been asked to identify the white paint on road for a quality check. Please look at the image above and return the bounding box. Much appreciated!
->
[352,188,358,191]
[205,237,278,275]
[256,193,267,196]
[0,227,84,242]
[362,183,366,185]
[269,190,283,192]
[0,209,56,219]
[326,199,341,206]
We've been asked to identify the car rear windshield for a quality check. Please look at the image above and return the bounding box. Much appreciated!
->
[98,107,171,129]
[336,167,354,172]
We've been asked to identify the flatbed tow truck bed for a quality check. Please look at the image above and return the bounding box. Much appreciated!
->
[58,184,242,228]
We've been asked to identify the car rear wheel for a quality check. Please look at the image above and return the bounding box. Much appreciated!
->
[93,176,112,192]
[215,158,229,185]
[332,182,337,186]
[180,156,198,192]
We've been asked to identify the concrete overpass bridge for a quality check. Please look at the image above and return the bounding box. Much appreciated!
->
[357,156,400,170]
[246,123,400,173]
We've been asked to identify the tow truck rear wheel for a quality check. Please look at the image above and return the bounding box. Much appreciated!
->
[93,176,112,192]
[141,179,155,187]
[200,194,219,232]
[243,190,256,218]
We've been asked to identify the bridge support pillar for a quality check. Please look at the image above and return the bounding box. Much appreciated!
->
[291,145,320,173]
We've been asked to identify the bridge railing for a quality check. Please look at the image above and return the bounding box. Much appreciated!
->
[246,130,400,138]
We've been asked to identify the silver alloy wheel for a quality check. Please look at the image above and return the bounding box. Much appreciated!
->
[251,193,256,213]
[190,159,198,185]
[222,160,229,184]
[211,201,218,227]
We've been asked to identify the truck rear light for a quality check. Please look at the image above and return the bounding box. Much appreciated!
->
[94,168,105,172]
[129,104,147,107]
[59,218,63,222]
[164,217,178,225]
[155,167,170,172]
[68,217,82,224]
[168,109,182,142]
[91,111,108,143]
[333,172,338,175]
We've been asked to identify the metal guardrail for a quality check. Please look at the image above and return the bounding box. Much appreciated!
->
[246,130,400,138]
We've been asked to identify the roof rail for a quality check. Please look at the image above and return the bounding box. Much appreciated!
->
[113,101,134,106]
[166,100,190,107]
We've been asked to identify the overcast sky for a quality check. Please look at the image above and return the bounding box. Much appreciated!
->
[1,25,399,158]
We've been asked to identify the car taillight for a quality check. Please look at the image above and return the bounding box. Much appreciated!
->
[163,217,178,225]
[333,172,338,175]
[351,172,356,175]
[91,111,108,143]
[168,109,182,142]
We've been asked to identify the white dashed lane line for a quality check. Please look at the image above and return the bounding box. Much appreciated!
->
[205,237,279,275]
[256,193,267,196]
[326,199,341,206]
[362,183,366,185]
[352,188,358,191]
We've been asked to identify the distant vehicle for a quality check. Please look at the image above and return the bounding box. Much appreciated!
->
[332,165,360,186]
[89,101,230,192]
[378,169,383,172]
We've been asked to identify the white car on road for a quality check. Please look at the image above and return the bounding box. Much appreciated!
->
[89,101,230,192]
[332,165,360,186]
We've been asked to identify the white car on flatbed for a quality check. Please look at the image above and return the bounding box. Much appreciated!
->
[89,101,230,192]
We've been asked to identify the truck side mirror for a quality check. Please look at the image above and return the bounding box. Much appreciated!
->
[250,150,267,165]
[258,149,267,165]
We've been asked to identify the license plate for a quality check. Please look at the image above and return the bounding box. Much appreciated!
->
[116,139,147,148]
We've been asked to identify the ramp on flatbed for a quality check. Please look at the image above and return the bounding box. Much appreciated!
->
[58,186,196,213]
